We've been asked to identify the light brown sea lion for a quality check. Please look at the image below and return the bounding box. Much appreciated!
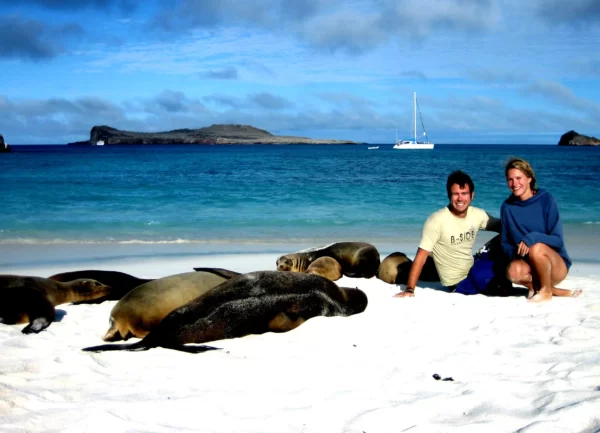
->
[276,241,380,278]
[0,275,110,334]
[102,268,240,341]
[377,252,413,284]
[305,256,342,281]
[83,271,368,353]
[49,270,153,302]
[376,252,440,284]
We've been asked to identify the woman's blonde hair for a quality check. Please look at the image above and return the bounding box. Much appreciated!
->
[505,157,537,190]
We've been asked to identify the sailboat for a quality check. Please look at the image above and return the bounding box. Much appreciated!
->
[393,92,434,150]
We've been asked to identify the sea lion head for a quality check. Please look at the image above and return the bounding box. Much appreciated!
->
[66,279,111,301]
[338,287,368,314]
[276,254,310,272]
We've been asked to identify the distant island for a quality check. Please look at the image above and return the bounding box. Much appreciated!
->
[67,124,361,146]
[0,133,11,153]
[558,130,600,146]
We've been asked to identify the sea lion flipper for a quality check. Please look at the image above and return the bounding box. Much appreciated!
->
[21,291,55,334]
[102,324,121,342]
[192,268,241,279]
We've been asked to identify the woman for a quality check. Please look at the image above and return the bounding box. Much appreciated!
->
[501,158,580,302]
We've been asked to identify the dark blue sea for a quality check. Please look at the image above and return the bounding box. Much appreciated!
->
[1,144,599,263]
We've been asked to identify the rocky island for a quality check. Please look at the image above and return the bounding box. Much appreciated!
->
[0,133,11,153]
[67,124,360,146]
[558,130,600,146]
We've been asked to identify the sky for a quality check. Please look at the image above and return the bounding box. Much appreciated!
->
[1,0,599,145]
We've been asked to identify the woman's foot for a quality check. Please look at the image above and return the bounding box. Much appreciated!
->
[551,287,583,297]
[527,288,552,303]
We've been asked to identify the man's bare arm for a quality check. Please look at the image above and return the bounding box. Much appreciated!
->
[485,214,501,233]
[393,248,431,298]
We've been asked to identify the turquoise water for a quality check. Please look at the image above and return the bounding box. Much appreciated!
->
[1,144,599,261]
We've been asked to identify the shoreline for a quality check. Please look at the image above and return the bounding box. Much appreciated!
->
[1,228,598,277]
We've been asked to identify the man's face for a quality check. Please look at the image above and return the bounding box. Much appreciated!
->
[448,183,473,216]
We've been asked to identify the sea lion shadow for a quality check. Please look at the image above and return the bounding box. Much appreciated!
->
[169,344,221,354]
[54,309,67,322]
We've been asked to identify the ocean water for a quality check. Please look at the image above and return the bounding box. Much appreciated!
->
[1,144,599,263]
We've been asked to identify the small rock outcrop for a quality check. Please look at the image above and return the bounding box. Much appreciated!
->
[67,124,360,146]
[0,133,11,153]
[558,130,600,146]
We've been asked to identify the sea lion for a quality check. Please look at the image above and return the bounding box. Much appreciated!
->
[48,270,153,302]
[377,252,413,284]
[83,271,368,353]
[377,252,440,284]
[305,256,342,281]
[0,275,110,334]
[102,268,241,341]
[276,241,380,278]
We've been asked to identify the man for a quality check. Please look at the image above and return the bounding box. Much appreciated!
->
[394,170,501,298]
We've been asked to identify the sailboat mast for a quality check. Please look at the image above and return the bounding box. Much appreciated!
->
[413,92,417,143]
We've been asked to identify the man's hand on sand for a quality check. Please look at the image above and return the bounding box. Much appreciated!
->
[393,290,415,298]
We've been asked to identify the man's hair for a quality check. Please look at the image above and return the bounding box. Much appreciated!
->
[504,157,537,191]
[446,170,474,199]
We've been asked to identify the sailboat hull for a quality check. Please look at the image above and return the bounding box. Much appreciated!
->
[393,143,434,150]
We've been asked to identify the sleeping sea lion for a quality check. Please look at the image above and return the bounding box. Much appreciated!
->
[305,256,342,281]
[49,270,153,302]
[102,268,240,341]
[0,275,110,334]
[377,252,413,284]
[276,241,380,278]
[83,271,368,353]
[377,252,440,284]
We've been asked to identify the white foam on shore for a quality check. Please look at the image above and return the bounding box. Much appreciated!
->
[1,252,600,432]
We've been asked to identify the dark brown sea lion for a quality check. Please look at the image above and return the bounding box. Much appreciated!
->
[305,256,342,281]
[0,275,110,334]
[276,241,380,278]
[83,271,368,353]
[376,252,440,285]
[48,270,153,302]
[102,268,240,341]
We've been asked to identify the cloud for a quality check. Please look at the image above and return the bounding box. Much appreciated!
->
[201,67,239,80]
[524,80,600,114]
[204,94,242,109]
[534,0,600,25]
[149,0,503,54]
[203,92,294,110]
[154,90,189,113]
[0,0,137,12]
[0,16,67,60]
[249,92,295,110]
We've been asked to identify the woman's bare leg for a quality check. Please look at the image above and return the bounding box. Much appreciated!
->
[506,259,535,298]
[527,243,569,303]
[506,251,579,300]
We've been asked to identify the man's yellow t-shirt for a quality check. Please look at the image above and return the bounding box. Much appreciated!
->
[418,206,490,287]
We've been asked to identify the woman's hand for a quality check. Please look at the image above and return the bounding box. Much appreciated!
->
[517,241,529,257]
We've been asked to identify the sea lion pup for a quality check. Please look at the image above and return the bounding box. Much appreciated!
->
[377,252,413,284]
[276,241,380,278]
[83,271,368,353]
[0,275,110,334]
[49,270,153,302]
[102,268,241,341]
[305,256,342,281]
[376,252,440,285]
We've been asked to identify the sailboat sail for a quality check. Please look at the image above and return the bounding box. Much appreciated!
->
[393,92,434,150]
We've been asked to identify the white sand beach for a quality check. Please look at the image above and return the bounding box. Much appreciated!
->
[1,246,600,433]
